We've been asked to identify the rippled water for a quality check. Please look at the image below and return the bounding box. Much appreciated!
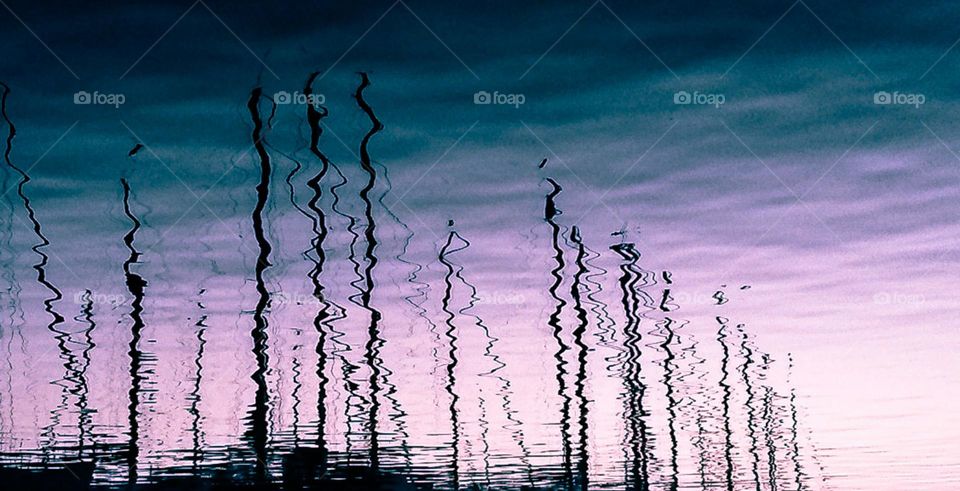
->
[0,76,831,489]
[0,73,954,489]
[2,1,960,489]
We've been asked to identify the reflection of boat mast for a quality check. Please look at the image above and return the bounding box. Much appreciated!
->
[302,70,334,462]
[354,72,388,470]
[543,177,573,486]
[611,242,651,489]
[788,354,807,490]
[737,324,762,489]
[438,229,468,489]
[658,318,680,491]
[568,226,592,489]
[121,178,147,484]
[1,82,73,456]
[245,86,273,482]
[188,237,216,470]
[717,318,735,491]
[760,353,779,489]
[75,290,97,458]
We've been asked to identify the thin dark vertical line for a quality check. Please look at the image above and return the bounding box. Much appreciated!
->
[544,177,573,487]
[569,226,591,490]
[611,242,651,490]
[354,72,386,470]
[438,229,467,489]
[788,354,806,491]
[658,318,680,491]
[245,86,273,482]
[120,178,146,485]
[0,83,22,384]
[0,82,71,455]
[189,286,208,470]
[75,290,96,458]
[299,76,364,471]
[738,324,762,490]
[762,363,779,491]
[717,319,735,491]
[303,71,334,462]
[291,354,303,448]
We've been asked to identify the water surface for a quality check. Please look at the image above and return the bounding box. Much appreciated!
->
[1,1,959,489]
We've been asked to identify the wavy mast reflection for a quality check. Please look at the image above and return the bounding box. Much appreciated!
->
[245,86,273,482]
[0,83,22,341]
[438,227,468,489]
[302,71,334,463]
[120,177,148,484]
[738,323,762,489]
[0,83,77,461]
[569,226,591,489]
[656,317,681,491]
[0,77,824,490]
[611,241,652,489]
[74,290,96,458]
[543,176,574,486]
[301,72,365,463]
[717,317,736,490]
[354,72,387,470]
